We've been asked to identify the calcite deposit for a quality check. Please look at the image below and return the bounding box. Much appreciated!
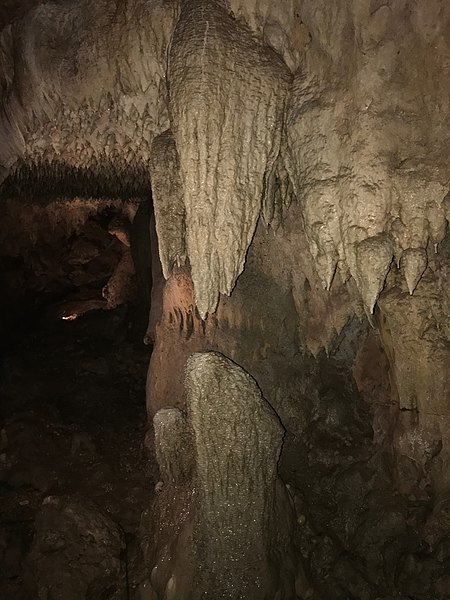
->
[0,1,448,598]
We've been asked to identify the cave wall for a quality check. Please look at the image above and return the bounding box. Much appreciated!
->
[146,2,449,596]
[146,0,449,490]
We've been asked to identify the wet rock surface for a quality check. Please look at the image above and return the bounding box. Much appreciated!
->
[0,307,154,599]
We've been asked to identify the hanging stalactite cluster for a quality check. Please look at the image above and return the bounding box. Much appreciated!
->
[0,0,449,335]
[0,158,152,201]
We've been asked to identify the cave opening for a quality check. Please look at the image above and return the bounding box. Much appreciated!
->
[0,170,160,598]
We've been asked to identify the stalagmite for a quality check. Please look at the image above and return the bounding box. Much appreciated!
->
[153,408,193,485]
[149,352,297,599]
[185,352,295,598]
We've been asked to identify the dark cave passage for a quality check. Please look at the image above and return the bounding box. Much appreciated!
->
[0,194,158,599]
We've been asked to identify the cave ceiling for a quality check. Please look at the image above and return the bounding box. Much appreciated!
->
[0,0,448,328]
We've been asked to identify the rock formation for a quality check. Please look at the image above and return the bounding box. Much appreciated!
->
[147,352,297,600]
[0,0,449,598]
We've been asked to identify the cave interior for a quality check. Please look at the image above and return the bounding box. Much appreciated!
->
[0,1,449,600]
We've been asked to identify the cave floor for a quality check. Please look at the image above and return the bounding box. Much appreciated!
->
[0,306,154,599]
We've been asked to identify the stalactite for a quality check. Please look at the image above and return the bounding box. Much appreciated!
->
[401,248,428,295]
[355,234,394,315]
[168,0,291,317]
[0,0,177,184]
[148,130,187,279]
[284,75,449,318]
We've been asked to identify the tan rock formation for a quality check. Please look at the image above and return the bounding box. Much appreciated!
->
[148,352,297,600]
[0,1,449,597]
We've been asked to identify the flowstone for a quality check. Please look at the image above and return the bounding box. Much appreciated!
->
[146,352,297,600]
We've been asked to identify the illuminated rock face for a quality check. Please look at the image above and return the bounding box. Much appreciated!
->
[168,0,291,317]
[0,1,449,598]
[0,0,448,320]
